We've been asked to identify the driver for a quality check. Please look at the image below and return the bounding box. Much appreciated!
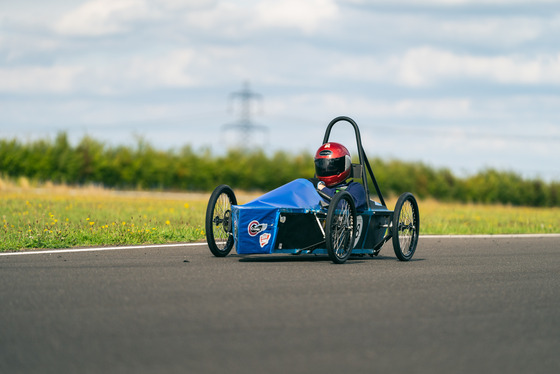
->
[311,142,367,211]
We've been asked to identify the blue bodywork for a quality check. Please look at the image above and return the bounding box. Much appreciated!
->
[232,179,323,254]
[232,178,392,255]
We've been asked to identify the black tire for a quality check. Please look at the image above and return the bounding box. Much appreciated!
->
[205,185,237,257]
[391,192,420,261]
[325,191,357,264]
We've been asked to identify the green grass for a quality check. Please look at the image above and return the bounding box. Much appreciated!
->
[1,184,559,251]
[418,198,560,235]
[0,186,211,251]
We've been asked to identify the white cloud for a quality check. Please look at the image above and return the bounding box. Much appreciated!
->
[398,47,560,86]
[263,92,474,123]
[0,48,197,95]
[54,0,151,36]
[181,0,338,36]
[327,47,560,86]
[0,65,84,93]
[182,2,246,34]
[438,17,544,48]
[52,0,338,38]
[124,49,196,88]
[158,0,216,11]
[254,0,338,33]
[325,96,472,119]
[343,0,557,4]
[73,49,199,94]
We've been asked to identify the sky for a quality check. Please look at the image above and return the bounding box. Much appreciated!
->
[1,0,559,181]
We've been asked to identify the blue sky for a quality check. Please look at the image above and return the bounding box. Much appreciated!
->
[1,0,559,181]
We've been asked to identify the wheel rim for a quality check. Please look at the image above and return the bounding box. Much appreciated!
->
[212,193,233,250]
[331,199,354,259]
[397,199,417,256]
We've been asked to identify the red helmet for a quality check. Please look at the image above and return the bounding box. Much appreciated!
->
[314,142,351,187]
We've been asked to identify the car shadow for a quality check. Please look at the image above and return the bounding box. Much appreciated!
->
[235,253,421,264]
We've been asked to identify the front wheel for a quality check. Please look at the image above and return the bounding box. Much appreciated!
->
[325,191,357,264]
[205,185,237,257]
[391,192,420,261]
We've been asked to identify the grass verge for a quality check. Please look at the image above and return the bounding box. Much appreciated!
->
[418,198,559,235]
[0,186,212,251]
[1,183,559,251]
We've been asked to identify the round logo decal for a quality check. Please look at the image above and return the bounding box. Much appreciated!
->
[248,220,267,236]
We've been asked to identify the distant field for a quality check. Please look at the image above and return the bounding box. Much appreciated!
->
[1,184,559,251]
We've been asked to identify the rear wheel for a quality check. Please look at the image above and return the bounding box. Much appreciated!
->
[325,192,356,264]
[391,192,419,261]
[205,185,237,257]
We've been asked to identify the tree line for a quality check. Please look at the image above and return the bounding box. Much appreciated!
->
[1,133,558,207]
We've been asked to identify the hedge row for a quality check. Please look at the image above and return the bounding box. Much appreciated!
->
[1,133,558,207]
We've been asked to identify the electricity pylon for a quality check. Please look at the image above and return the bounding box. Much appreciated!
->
[222,81,268,148]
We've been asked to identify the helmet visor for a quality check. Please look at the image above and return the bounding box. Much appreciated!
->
[315,157,347,177]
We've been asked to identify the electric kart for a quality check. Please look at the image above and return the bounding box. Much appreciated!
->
[205,116,420,264]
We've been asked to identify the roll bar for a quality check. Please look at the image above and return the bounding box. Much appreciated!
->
[322,116,387,208]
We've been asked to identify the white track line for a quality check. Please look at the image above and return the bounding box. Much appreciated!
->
[1,234,559,257]
[422,234,560,239]
[0,242,204,256]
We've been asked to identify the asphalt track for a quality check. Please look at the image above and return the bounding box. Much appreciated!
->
[1,236,559,374]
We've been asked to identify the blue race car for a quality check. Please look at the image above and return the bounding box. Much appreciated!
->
[205,116,419,264]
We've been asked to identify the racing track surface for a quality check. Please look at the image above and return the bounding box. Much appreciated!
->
[1,236,559,374]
